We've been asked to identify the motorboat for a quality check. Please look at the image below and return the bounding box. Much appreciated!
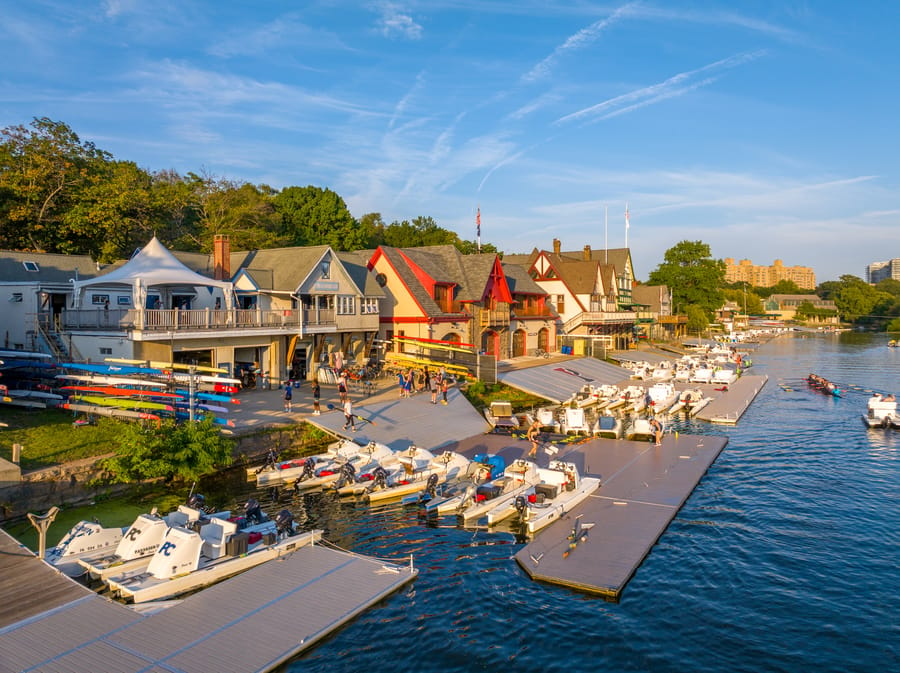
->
[645,382,678,414]
[592,414,623,439]
[690,366,714,384]
[106,512,319,603]
[667,388,704,415]
[863,393,898,428]
[458,459,539,523]
[338,446,470,502]
[416,459,497,514]
[483,400,520,431]
[626,417,663,442]
[509,461,602,535]
[650,362,675,381]
[78,502,230,581]
[252,438,369,486]
[712,368,738,386]
[45,519,126,577]
[291,441,395,492]
[533,406,561,432]
[560,406,592,435]
[591,384,621,409]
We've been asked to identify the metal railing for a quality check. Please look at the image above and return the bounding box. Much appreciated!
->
[56,307,336,332]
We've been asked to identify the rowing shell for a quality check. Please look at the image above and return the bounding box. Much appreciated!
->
[61,386,184,399]
[64,402,159,422]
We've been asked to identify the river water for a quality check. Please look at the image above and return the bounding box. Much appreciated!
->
[257,332,897,673]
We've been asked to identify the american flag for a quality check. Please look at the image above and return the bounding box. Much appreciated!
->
[476,207,481,237]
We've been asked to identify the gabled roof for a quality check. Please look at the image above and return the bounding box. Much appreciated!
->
[501,263,545,295]
[337,250,385,297]
[373,246,462,317]
[632,283,668,311]
[0,249,117,284]
[231,246,331,292]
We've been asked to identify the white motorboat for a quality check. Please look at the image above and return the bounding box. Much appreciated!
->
[650,362,675,381]
[339,446,470,502]
[459,459,539,523]
[593,414,623,439]
[626,417,664,442]
[417,461,495,514]
[863,394,899,428]
[106,512,319,603]
[560,407,592,435]
[690,366,714,384]
[78,503,230,580]
[711,368,738,385]
[533,406,560,432]
[667,388,704,415]
[591,384,621,409]
[645,382,678,414]
[45,519,126,577]
[511,461,602,535]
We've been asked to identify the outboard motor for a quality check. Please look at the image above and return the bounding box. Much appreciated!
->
[334,462,357,489]
[371,466,389,490]
[299,457,316,481]
[514,495,529,520]
[186,493,207,512]
[423,473,439,499]
[245,498,264,525]
[275,509,294,538]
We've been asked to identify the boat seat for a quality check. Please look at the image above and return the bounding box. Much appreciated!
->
[200,518,239,559]
[167,505,202,528]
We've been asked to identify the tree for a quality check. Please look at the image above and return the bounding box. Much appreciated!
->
[275,185,365,250]
[770,279,803,295]
[832,275,889,322]
[101,418,234,483]
[722,287,764,315]
[194,177,286,252]
[647,240,725,317]
[685,304,709,332]
[0,117,113,252]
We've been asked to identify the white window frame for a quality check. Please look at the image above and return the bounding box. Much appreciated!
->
[337,295,356,315]
[361,297,378,314]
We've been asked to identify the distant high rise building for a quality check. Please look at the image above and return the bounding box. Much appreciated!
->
[723,258,816,289]
[866,258,900,284]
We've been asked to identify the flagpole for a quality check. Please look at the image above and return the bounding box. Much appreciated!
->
[625,202,630,250]
[476,206,481,254]
[604,205,608,264]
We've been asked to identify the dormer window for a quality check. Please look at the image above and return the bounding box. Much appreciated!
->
[23,261,39,272]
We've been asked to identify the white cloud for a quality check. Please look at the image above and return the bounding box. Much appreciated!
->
[373,2,424,40]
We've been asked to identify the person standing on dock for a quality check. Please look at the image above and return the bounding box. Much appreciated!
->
[311,379,321,415]
[283,382,293,412]
[527,418,541,458]
[440,375,449,405]
[343,398,356,431]
[650,417,663,446]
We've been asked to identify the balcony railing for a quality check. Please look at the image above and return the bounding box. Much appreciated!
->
[563,310,635,333]
[478,306,510,327]
[57,307,336,332]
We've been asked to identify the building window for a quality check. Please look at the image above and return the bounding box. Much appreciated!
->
[23,261,39,272]
[320,260,331,279]
[361,298,378,314]
[556,294,565,313]
[337,295,355,314]
[10,293,23,303]
[91,294,110,305]
[99,347,113,355]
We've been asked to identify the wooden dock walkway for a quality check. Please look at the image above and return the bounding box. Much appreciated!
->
[0,530,416,673]
[439,432,727,600]
[694,374,768,424]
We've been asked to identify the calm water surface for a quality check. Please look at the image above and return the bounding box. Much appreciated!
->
[224,334,899,672]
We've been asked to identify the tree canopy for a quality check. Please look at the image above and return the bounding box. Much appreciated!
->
[647,240,725,318]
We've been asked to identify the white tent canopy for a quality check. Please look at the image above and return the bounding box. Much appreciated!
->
[71,237,233,309]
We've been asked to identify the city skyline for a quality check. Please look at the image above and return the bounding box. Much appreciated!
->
[2,1,898,282]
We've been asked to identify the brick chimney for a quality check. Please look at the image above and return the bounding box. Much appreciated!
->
[213,234,231,280]
[553,238,561,255]
[583,244,591,261]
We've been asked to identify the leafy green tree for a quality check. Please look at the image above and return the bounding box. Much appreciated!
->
[833,275,889,322]
[816,280,841,300]
[0,117,113,252]
[382,216,458,248]
[875,278,900,297]
[685,304,709,332]
[195,177,286,252]
[886,317,900,332]
[456,239,499,255]
[722,287,764,315]
[358,212,386,247]
[101,417,233,483]
[275,185,366,250]
[647,240,725,317]
[770,279,803,295]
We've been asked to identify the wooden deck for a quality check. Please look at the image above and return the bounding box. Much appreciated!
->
[439,432,727,600]
[0,530,416,673]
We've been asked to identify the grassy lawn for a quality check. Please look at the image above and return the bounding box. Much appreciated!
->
[461,380,549,413]
[0,408,124,470]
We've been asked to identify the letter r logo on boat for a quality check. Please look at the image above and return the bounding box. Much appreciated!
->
[160,541,176,556]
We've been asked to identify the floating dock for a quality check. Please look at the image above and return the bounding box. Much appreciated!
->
[693,374,768,424]
[439,432,727,600]
[0,530,416,673]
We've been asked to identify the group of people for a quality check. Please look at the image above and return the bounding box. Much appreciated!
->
[283,378,321,415]
[397,367,450,405]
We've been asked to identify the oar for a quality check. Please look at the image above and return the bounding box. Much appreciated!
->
[325,403,378,426]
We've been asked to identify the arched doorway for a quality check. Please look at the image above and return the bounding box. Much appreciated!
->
[512,329,527,357]
[537,327,550,353]
[443,332,462,344]
[481,330,499,356]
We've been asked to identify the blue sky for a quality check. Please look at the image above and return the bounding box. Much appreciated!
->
[2,1,898,282]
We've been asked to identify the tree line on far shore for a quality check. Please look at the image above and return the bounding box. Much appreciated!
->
[2,117,897,331]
